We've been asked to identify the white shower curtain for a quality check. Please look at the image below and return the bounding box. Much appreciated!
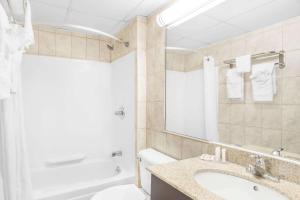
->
[0,54,33,200]
[0,1,34,200]
[203,56,219,142]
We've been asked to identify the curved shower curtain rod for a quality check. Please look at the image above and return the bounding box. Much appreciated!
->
[63,24,130,49]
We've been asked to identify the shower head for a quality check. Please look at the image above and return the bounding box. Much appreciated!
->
[107,44,114,50]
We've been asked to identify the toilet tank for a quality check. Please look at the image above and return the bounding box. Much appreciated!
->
[138,148,176,195]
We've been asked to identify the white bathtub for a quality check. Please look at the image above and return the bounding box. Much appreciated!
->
[32,159,135,200]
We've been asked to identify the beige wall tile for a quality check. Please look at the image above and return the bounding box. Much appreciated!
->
[166,134,182,159]
[245,31,265,54]
[282,50,300,77]
[282,77,300,104]
[218,66,228,84]
[262,129,282,149]
[219,84,229,104]
[229,104,245,125]
[244,127,262,146]
[151,131,167,153]
[137,50,147,77]
[262,26,283,52]
[262,105,282,129]
[244,104,262,127]
[71,36,87,59]
[229,125,245,146]
[218,124,231,144]
[99,41,111,62]
[219,104,230,123]
[137,129,147,153]
[39,31,55,56]
[282,105,300,132]
[230,38,246,57]
[181,138,204,159]
[147,102,165,131]
[245,81,253,104]
[137,75,147,102]
[137,102,146,129]
[166,52,185,71]
[147,46,165,76]
[282,131,300,154]
[55,34,71,57]
[283,19,300,51]
[39,25,56,33]
[147,72,165,102]
[86,39,100,60]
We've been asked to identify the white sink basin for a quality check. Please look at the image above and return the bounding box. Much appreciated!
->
[194,171,289,200]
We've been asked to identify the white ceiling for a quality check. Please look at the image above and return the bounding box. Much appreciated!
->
[168,0,300,49]
[29,0,171,33]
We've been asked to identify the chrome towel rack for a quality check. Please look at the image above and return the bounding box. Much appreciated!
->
[224,51,285,69]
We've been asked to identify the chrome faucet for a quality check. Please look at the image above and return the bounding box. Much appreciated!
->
[246,154,280,182]
[272,147,284,156]
[112,151,122,157]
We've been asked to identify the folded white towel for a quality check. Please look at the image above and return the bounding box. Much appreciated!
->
[226,68,244,100]
[250,62,276,102]
[236,55,251,73]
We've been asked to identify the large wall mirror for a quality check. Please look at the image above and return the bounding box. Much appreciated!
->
[165,0,300,162]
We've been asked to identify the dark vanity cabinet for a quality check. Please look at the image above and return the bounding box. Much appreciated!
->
[151,175,193,200]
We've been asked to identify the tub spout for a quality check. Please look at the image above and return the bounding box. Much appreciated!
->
[112,151,122,157]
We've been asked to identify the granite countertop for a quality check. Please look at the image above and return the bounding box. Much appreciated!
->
[147,157,300,200]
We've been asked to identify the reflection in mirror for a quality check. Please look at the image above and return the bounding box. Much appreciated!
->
[165,0,300,162]
[166,49,205,138]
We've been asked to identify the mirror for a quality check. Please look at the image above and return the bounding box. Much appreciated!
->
[165,0,300,161]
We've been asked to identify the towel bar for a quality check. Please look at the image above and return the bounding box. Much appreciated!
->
[224,51,285,69]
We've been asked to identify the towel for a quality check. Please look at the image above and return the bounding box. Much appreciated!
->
[226,68,244,100]
[250,62,276,102]
[236,55,251,73]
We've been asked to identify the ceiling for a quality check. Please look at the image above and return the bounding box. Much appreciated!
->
[167,0,300,50]
[26,0,171,34]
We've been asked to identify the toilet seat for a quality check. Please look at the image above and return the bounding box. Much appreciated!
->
[91,184,147,200]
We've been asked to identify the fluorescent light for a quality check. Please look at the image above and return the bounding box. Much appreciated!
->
[157,0,226,29]
[166,46,197,53]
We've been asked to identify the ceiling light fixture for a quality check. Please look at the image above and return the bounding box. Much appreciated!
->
[166,46,197,53]
[157,0,226,29]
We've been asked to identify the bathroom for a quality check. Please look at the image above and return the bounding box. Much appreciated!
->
[0,0,299,200]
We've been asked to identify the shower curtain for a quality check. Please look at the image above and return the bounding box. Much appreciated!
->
[0,1,34,200]
[0,54,33,200]
[203,56,219,142]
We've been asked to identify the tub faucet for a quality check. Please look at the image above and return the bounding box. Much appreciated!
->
[246,154,280,182]
[272,147,284,156]
[112,151,122,157]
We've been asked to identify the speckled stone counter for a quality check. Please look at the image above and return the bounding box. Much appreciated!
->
[147,157,300,200]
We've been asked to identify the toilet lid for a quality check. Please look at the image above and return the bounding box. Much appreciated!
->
[91,184,146,200]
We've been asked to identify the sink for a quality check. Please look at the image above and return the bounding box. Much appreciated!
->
[194,171,289,200]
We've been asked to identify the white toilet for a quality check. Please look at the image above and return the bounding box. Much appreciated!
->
[91,148,176,200]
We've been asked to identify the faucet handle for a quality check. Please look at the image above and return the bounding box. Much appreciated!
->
[250,154,265,168]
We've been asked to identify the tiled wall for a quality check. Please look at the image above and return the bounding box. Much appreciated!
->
[109,17,148,185]
[166,51,202,72]
[212,17,300,155]
[146,9,300,184]
[26,25,111,62]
